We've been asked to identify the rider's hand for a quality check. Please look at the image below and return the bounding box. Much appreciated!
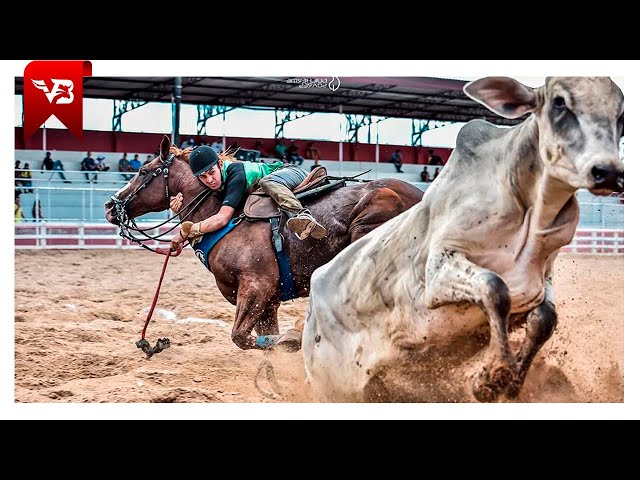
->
[170,231,185,251]
[169,192,184,213]
[180,221,203,239]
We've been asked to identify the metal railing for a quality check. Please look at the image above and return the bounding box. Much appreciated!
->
[15,223,623,255]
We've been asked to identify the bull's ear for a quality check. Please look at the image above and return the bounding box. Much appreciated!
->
[160,135,171,159]
[464,77,537,119]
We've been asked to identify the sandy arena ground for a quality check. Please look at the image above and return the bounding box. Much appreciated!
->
[14,250,623,403]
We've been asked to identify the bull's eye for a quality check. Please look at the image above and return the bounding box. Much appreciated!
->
[553,96,566,109]
[140,169,147,176]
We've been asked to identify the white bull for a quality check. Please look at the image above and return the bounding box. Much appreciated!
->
[302,77,624,402]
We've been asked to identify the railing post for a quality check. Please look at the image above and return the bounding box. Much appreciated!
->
[79,224,85,248]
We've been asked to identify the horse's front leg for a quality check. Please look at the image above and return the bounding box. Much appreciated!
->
[231,279,280,350]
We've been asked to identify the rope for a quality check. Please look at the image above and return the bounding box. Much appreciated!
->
[135,243,183,358]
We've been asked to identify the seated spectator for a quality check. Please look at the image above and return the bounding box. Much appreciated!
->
[118,153,134,180]
[389,149,403,173]
[15,160,24,191]
[420,166,430,182]
[129,154,142,172]
[32,199,44,222]
[180,137,196,149]
[21,163,33,193]
[15,191,23,223]
[144,155,153,165]
[211,138,223,154]
[42,151,70,182]
[274,140,287,161]
[433,167,440,180]
[80,151,99,183]
[96,155,110,172]
[427,149,443,166]
[286,143,304,166]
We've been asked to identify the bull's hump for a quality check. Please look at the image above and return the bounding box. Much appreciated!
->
[455,119,511,152]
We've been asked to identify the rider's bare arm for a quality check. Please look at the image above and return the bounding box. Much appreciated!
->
[197,206,235,233]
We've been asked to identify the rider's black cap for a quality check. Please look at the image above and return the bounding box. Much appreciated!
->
[189,145,219,176]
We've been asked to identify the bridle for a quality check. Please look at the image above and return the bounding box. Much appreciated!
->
[109,152,212,252]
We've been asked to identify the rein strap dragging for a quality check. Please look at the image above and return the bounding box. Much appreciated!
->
[135,243,183,358]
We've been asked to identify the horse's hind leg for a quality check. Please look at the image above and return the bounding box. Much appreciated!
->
[231,282,280,350]
[348,187,406,241]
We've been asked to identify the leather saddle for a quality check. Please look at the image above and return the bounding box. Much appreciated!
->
[243,166,331,219]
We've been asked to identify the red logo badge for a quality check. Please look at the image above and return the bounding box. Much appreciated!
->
[23,60,92,141]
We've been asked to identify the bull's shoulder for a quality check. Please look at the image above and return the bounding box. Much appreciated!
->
[455,119,512,152]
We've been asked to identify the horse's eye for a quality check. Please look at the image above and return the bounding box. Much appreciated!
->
[553,96,566,109]
[140,169,147,176]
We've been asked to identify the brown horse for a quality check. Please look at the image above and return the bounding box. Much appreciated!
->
[105,136,423,350]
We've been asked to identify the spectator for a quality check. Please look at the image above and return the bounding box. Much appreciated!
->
[21,163,33,193]
[306,142,321,170]
[144,155,153,165]
[274,140,287,161]
[389,149,403,173]
[211,138,223,154]
[42,151,70,182]
[180,137,196,149]
[427,149,443,166]
[14,191,23,223]
[129,154,142,171]
[118,153,134,180]
[286,143,304,166]
[420,166,430,182]
[433,167,440,180]
[96,155,110,172]
[254,140,265,157]
[81,151,99,183]
[32,199,44,222]
[15,160,24,191]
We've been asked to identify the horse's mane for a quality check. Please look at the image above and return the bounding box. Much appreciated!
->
[170,145,239,170]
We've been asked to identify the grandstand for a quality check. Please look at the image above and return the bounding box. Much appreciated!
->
[14,76,623,253]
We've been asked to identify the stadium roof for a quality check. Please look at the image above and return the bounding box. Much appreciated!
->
[15,76,522,125]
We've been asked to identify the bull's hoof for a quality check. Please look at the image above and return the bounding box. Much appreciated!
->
[472,379,498,403]
[490,365,515,389]
[471,364,516,402]
[503,379,523,399]
[274,329,302,353]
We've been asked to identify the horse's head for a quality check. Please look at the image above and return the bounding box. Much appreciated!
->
[105,135,192,225]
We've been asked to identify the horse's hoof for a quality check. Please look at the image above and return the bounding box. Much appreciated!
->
[274,329,302,353]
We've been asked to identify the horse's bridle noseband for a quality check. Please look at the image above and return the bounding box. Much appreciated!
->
[110,152,211,252]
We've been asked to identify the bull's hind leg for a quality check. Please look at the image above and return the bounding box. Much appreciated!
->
[506,279,557,399]
[425,249,516,402]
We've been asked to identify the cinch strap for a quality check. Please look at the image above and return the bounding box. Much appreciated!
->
[270,215,297,301]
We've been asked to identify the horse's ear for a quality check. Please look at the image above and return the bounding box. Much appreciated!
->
[160,135,171,159]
